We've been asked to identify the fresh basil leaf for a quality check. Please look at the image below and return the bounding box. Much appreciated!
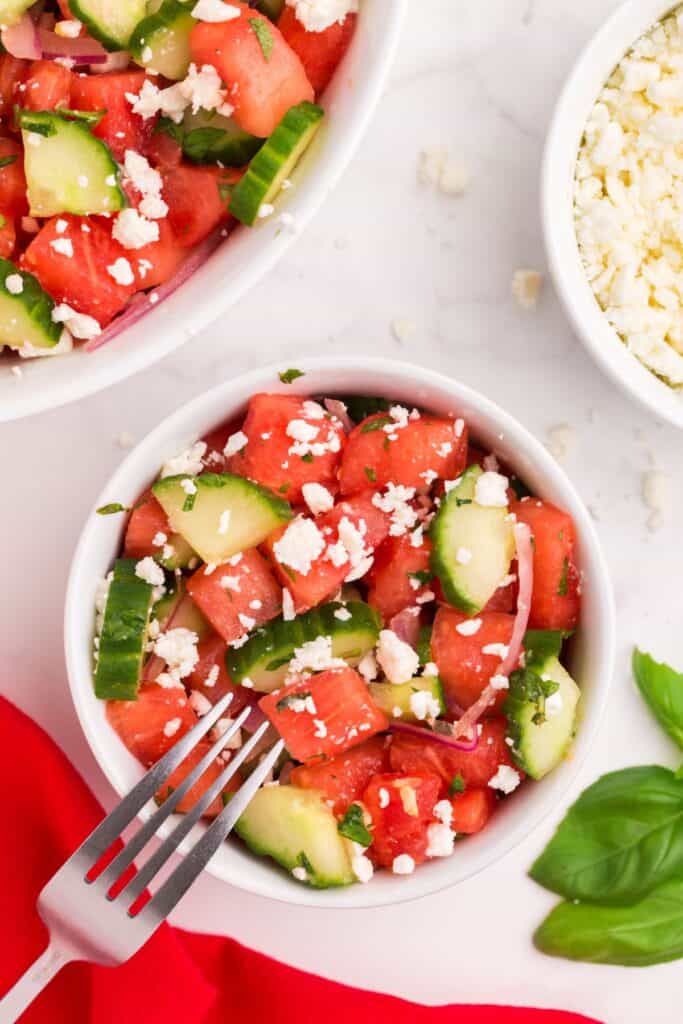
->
[530,766,683,905]
[59,107,107,126]
[633,649,683,751]
[249,17,273,60]
[182,126,227,163]
[364,466,376,483]
[557,556,569,596]
[96,502,129,516]
[279,368,304,384]
[0,154,17,169]
[523,630,565,666]
[534,877,683,966]
[360,415,392,434]
[449,774,465,796]
[338,803,372,846]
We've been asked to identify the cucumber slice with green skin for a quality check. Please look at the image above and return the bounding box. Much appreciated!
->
[157,532,196,571]
[430,464,515,616]
[129,0,196,80]
[227,601,381,693]
[151,575,181,628]
[19,110,126,218]
[94,559,154,701]
[504,654,581,780]
[153,472,292,566]
[0,0,35,27]
[0,258,64,352]
[229,101,324,226]
[69,0,147,50]
[370,675,445,721]
[180,110,264,167]
[252,0,285,19]
[235,785,354,888]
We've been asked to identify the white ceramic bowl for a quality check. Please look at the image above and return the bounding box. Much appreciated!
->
[65,357,615,908]
[543,0,683,429]
[0,0,405,423]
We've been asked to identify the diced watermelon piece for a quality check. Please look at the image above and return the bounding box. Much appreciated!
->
[259,666,389,764]
[186,632,251,714]
[156,740,240,818]
[187,548,282,644]
[0,214,15,259]
[290,734,390,816]
[227,393,345,504]
[363,772,441,868]
[510,498,581,631]
[0,138,28,218]
[367,532,433,623]
[22,60,73,111]
[21,214,136,326]
[143,128,183,169]
[161,162,237,248]
[263,491,390,612]
[389,718,519,791]
[69,70,155,163]
[123,490,171,561]
[190,3,314,138]
[277,8,356,95]
[0,55,28,121]
[106,682,196,767]
[450,788,497,834]
[339,411,468,495]
[431,606,516,715]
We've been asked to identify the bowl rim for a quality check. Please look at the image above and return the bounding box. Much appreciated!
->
[64,356,616,909]
[0,0,407,424]
[542,0,683,430]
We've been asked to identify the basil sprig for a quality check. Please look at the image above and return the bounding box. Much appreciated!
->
[531,648,683,966]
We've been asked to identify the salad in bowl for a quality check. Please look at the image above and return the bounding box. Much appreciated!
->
[76,362,599,896]
[0,0,357,357]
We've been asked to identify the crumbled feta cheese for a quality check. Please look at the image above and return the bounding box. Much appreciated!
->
[163,717,182,738]
[258,202,275,219]
[50,237,73,258]
[302,482,334,516]
[334,606,352,621]
[547,423,575,461]
[205,665,220,688]
[282,588,296,621]
[357,651,378,682]
[238,613,256,631]
[219,575,241,592]
[512,269,543,310]
[376,629,420,684]
[107,257,134,286]
[189,690,212,716]
[191,0,241,21]
[409,689,441,721]
[426,822,456,858]
[223,431,248,457]
[112,208,159,250]
[288,636,345,675]
[152,532,167,548]
[482,643,509,658]
[419,147,469,195]
[160,441,207,478]
[372,483,418,537]
[123,151,167,222]
[313,718,328,738]
[544,690,564,718]
[391,318,417,343]
[94,571,113,636]
[5,273,23,295]
[154,627,199,679]
[55,18,82,37]
[273,517,325,575]
[286,0,357,33]
[456,547,472,565]
[392,853,416,875]
[135,556,165,587]
[347,840,374,883]
[51,303,101,340]
[490,674,510,691]
[218,510,231,535]
[378,787,390,809]
[488,764,521,794]
[180,478,197,496]
[213,715,242,749]
[474,471,509,507]
[292,865,308,882]
[642,469,670,531]
[455,618,482,636]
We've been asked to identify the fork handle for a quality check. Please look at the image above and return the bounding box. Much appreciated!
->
[0,941,72,1023]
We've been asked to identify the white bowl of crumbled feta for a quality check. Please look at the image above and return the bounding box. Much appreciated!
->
[543,0,683,428]
[0,0,405,423]
[64,358,615,907]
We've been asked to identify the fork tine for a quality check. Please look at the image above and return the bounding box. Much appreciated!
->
[146,737,285,923]
[79,689,236,866]
[89,706,252,892]
[117,720,274,905]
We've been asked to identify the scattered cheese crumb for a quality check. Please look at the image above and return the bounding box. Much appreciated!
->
[392,853,416,875]
[191,0,241,21]
[376,629,420,684]
[512,268,543,310]
[547,423,575,461]
[642,469,670,531]
[488,764,522,794]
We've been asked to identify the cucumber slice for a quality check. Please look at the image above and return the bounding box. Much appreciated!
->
[430,464,515,615]
[179,110,264,167]
[227,601,381,693]
[69,0,147,50]
[19,110,126,218]
[94,559,154,701]
[370,675,445,721]
[235,785,354,887]
[0,0,34,27]
[152,472,293,566]
[0,258,64,352]
[505,654,581,780]
[130,0,195,80]
[158,532,196,571]
[151,575,182,628]
[229,101,324,226]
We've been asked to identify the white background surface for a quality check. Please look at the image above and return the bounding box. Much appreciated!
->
[3,1,683,1021]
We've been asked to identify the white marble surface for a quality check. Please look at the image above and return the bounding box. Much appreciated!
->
[3,1,683,1020]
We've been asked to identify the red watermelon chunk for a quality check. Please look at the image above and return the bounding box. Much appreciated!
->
[510,498,581,631]
[186,548,282,644]
[290,735,390,817]
[363,772,441,868]
[69,70,155,163]
[389,718,519,791]
[124,490,171,561]
[431,606,516,716]
[367,532,433,624]
[277,8,356,96]
[106,682,196,768]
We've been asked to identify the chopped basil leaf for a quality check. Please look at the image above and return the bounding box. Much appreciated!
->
[338,803,372,846]
[182,491,197,512]
[296,850,314,874]
[449,774,465,796]
[633,649,683,751]
[0,154,17,169]
[301,453,314,464]
[360,415,392,433]
[155,115,184,144]
[278,483,291,494]
[249,17,273,60]
[409,570,433,585]
[364,466,377,482]
[96,503,129,516]
[557,557,569,597]
[279,368,305,384]
[59,107,106,126]
[455,497,472,507]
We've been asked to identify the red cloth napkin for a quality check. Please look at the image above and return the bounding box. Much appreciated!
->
[0,697,601,1024]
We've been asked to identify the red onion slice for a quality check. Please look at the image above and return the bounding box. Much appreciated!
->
[450,521,533,741]
[2,14,41,59]
[324,398,353,433]
[37,26,108,63]
[389,606,421,648]
[390,719,479,752]
[89,50,130,74]
[85,226,228,353]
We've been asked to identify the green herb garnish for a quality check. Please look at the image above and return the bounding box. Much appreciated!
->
[0,154,17,169]
[338,803,372,847]
[364,466,377,482]
[96,503,129,516]
[409,570,433,585]
[182,490,197,512]
[361,415,392,434]
[301,453,314,464]
[249,17,273,61]
[557,557,569,597]
[449,774,465,796]
[279,368,305,384]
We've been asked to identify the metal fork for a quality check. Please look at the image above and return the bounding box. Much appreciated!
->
[0,693,284,1023]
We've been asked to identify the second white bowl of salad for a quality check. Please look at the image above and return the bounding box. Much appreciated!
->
[0,0,405,421]
[65,358,615,908]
